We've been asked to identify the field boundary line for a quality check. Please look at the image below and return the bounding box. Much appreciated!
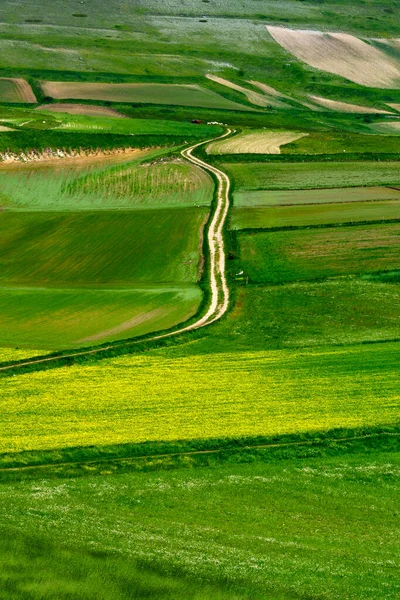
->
[0,432,398,473]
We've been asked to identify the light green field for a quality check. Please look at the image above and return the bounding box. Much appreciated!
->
[231,200,400,229]
[0,348,42,362]
[41,82,252,111]
[0,159,213,210]
[226,162,400,191]
[0,286,201,349]
[0,342,398,453]
[0,209,207,286]
[238,223,400,284]
[233,186,400,207]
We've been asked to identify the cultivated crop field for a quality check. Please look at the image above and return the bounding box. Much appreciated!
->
[0,78,36,103]
[231,200,400,229]
[1,342,399,453]
[41,81,251,111]
[238,223,400,284]
[233,186,400,207]
[226,161,400,191]
[207,130,307,154]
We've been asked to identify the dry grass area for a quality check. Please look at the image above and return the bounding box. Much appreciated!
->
[386,103,400,112]
[36,103,126,118]
[267,26,400,88]
[0,78,36,103]
[208,130,308,155]
[309,95,392,114]
[206,74,285,108]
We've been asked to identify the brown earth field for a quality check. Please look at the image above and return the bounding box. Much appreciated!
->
[0,77,37,103]
[233,186,400,207]
[36,103,126,118]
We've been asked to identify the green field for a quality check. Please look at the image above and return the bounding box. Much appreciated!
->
[0,159,213,210]
[0,209,207,285]
[0,286,201,349]
[193,280,400,351]
[233,186,400,207]
[282,131,400,155]
[0,342,399,453]
[226,162,400,191]
[0,447,398,600]
[231,200,400,229]
[238,223,400,284]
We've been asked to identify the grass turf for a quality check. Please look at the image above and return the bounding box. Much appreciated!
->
[0,446,398,599]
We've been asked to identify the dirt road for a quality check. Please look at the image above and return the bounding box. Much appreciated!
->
[0,129,234,372]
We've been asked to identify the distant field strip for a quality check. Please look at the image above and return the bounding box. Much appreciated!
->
[0,159,213,210]
[0,286,202,349]
[267,26,400,88]
[36,104,126,118]
[0,343,398,453]
[226,162,400,191]
[308,95,391,114]
[0,78,36,103]
[231,201,400,229]
[233,186,400,207]
[239,223,400,284]
[207,130,307,154]
[40,81,251,110]
[206,74,284,108]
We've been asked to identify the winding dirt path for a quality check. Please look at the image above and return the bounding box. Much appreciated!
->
[0,129,234,373]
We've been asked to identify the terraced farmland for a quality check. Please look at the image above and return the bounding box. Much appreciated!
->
[226,162,400,191]
[231,200,400,229]
[238,223,400,284]
[41,81,251,111]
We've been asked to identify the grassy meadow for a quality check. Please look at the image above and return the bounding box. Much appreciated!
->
[0,447,398,600]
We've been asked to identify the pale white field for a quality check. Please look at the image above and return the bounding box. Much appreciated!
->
[309,95,392,114]
[207,130,307,155]
[267,26,400,89]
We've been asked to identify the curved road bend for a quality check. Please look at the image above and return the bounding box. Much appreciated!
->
[0,128,235,372]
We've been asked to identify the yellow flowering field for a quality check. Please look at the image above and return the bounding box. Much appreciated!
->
[1,343,398,453]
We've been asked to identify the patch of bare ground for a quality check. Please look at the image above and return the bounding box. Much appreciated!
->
[206,74,284,108]
[0,147,151,171]
[267,26,400,88]
[76,308,168,343]
[2,78,37,103]
[309,95,392,114]
[36,104,126,118]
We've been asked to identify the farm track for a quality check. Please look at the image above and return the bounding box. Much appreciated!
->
[0,129,234,373]
[0,432,396,474]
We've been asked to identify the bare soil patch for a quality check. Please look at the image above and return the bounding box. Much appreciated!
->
[267,26,400,88]
[309,95,392,114]
[36,103,126,118]
[0,78,37,103]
